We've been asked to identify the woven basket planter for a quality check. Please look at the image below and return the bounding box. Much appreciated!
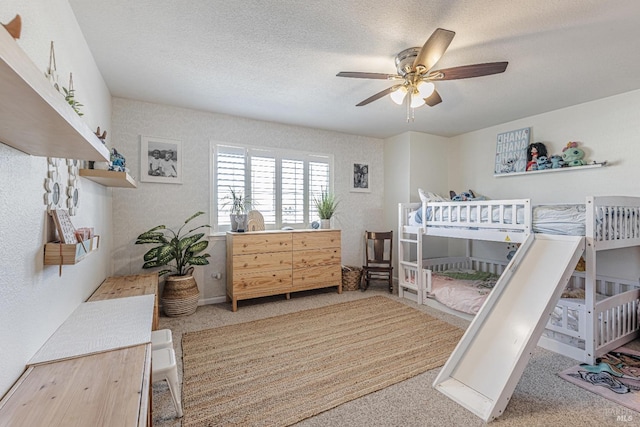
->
[342,266,362,291]
[161,274,200,317]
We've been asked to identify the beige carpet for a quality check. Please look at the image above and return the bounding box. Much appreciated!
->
[181,295,464,426]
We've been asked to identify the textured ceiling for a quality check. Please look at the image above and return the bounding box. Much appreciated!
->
[68,0,640,139]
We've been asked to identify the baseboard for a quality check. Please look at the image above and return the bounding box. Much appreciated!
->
[199,296,226,306]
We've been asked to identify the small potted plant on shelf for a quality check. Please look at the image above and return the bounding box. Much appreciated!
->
[313,187,338,229]
[135,211,211,317]
[223,187,252,231]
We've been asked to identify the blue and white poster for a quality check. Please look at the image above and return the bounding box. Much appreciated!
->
[494,127,530,174]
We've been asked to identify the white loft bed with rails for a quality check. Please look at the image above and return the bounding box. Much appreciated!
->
[398,195,640,364]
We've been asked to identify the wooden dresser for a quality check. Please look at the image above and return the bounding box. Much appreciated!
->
[226,229,341,311]
[0,274,158,427]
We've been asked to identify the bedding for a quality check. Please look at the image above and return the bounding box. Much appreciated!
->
[428,269,500,315]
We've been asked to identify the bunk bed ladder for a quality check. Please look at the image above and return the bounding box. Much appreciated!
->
[398,203,424,304]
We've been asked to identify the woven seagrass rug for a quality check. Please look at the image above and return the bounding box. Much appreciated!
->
[181,296,464,426]
[559,345,640,414]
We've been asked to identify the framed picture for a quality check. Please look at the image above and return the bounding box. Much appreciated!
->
[140,136,183,184]
[494,127,530,175]
[351,162,371,192]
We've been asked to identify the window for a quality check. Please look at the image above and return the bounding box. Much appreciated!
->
[213,143,333,231]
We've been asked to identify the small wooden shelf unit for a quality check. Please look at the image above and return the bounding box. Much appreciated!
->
[79,169,137,188]
[226,229,342,311]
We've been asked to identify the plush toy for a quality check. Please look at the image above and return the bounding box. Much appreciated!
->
[562,143,586,167]
[109,148,129,172]
[549,155,565,169]
[449,190,487,201]
[536,155,552,170]
[526,142,548,171]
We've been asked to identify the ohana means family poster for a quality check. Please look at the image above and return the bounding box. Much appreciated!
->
[494,127,530,174]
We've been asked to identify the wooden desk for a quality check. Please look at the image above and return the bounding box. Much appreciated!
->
[0,346,151,427]
[88,273,159,330]
[0,274,159,426]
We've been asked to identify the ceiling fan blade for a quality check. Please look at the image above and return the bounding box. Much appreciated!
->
[424,89,442,107]
[428,62,508,80]
[413,28,456,74]
[336,71,399,80]
[356,85,398,106]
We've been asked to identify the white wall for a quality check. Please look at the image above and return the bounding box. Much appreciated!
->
[446,90,640,277]
[110,98,385,302]
[0,1,113,395]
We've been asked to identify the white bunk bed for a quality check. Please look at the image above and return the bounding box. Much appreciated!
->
[398,196,640,364]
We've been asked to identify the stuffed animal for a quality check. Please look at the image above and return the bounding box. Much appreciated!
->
[449,190,486,201]
[109,148,129,172]
[536,155,552,170]
[549,155,565,169]
[562,146,586,167]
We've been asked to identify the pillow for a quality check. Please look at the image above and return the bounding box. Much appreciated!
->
[418,188,448,203]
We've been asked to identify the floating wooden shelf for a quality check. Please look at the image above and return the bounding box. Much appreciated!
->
[44,236,100,266]
[494,162,606,177]
[0,27,109,161]
[79,169,137,188]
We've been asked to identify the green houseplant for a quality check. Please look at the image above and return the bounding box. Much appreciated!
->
[313,188,338,229]
[135,211,211,316]
[223,187,253,231]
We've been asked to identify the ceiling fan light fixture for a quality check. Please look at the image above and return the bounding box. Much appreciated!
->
[410,91,426,108]
[417,81,435,98]
[390,86,408,105]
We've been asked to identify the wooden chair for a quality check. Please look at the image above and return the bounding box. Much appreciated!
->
[361,231,393,293]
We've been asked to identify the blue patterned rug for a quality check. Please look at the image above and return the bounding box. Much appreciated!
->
[559,346,640,413]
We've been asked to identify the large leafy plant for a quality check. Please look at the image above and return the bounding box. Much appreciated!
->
[135,211,211,276]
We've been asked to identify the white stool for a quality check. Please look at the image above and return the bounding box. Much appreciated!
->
[151,329,173,351]
[152,347,183,418]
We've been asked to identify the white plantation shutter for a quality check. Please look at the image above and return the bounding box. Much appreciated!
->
[309,161,330,222]
[282,159,304,224]
[250,155,276,224]
[214,144,332,230]
[216,146,245,226]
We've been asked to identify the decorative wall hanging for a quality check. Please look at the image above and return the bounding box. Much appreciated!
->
[1,14,21,39]
[494,127,530,175]
[66,159,81,215]
[45,41,60,92]
[62,73,83,116]
[44,157,64,211]
[140,136,183,184]
[351,162,370,193]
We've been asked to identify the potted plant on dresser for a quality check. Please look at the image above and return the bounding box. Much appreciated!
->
[224,187,252,231]
[313,187,338,229]
[135,211,211,317]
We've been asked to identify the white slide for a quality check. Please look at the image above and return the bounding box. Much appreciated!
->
[433,233,584,422]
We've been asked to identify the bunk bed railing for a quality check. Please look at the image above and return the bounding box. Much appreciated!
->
[421,199,531,231]
[595,288,640,354]
[587,196,640,249]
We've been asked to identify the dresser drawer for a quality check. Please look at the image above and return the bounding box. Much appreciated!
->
[292,248,341,269]
[292,231,340,250]
[233,251,292,273]
[232,233,292,254]
[292,265,341,289]
[233,270,292,296]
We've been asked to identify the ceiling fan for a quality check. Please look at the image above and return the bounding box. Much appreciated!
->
[336,28,508,121]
